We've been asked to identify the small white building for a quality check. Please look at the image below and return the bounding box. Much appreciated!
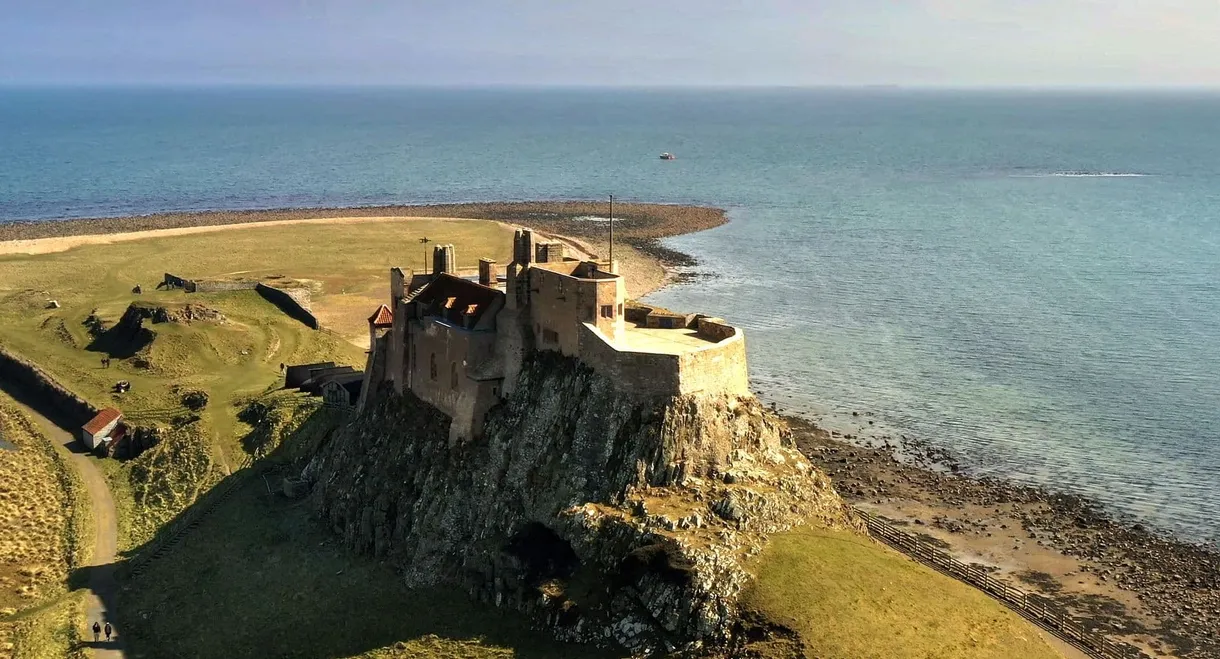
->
[81,408,124,451]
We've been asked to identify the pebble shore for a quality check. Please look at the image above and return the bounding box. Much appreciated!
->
[789,414,1220,659]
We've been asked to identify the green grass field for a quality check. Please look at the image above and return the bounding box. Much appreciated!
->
[0,218,513,550]
[741,524,1065,659]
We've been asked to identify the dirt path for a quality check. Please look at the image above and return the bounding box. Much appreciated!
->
[15,401,126,658]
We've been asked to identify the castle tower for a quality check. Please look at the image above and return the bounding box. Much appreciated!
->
[432,244,456,275]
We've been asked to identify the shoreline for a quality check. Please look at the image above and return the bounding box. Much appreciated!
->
[787,415,1220,658]
[6,200,1218,656]
[0,200,726,267]
[0,200,726,300]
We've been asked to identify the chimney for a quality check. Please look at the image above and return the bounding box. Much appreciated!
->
[478,258,496,286]
[535,241,566,264]
[432,244,456,275]
[513,229,534,266]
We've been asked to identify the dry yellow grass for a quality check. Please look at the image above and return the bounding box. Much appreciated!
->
[0,592,85,659]
[0,398,85,614]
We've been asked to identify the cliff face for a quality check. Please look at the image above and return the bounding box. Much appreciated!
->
[306,351,857,654]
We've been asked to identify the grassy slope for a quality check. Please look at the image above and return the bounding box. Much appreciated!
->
[116,477,617,659]
[0,594,86,659]
[742,524,1064,659]
[0,396,89,659]
[0,396,89,615]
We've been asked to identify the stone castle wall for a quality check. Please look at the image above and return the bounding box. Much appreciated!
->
[577,323,750,399]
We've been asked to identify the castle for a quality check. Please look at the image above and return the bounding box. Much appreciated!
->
[362,228,749,442]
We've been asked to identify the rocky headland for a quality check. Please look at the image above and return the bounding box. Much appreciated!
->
[304,352,858,655]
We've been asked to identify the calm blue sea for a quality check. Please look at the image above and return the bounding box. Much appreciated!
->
[2,87,1218,544]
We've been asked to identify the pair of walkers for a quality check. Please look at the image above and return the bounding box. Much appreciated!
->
[91,621,113,642]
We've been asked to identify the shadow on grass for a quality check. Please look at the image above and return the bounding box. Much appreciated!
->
[78,405,606,659]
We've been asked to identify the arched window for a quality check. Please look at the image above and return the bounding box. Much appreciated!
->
[450,362,458,390]
[429,353,437,380]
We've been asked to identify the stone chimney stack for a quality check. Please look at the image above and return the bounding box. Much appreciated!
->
[390,267,406,305]
[535,241,566,264]
[432,244,456,275]
[513,229,534,266]
[478,259,496,287]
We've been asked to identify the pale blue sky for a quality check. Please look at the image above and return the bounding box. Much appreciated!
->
[3,0,1219,87]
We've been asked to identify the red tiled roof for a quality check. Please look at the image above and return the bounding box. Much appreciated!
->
[83,408,122,435]
[412,273,504,328]
[368,304,394,327]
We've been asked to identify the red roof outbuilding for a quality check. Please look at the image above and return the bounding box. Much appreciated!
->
[368,304,394,328]
[83,408,123,435]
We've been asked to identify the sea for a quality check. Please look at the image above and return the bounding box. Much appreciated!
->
[1,87,1218,546]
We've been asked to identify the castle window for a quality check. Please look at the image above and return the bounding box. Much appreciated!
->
[543,329,559,344]
[600,305,614,319]
[451,362,458,390]
[430,353,437,380]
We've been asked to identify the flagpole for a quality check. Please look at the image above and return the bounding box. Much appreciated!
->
[609,194,614,267]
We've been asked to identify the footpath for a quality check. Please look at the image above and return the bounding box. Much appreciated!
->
[13,398,126,659]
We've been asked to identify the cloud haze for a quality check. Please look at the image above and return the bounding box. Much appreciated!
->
[2,0,1218,86]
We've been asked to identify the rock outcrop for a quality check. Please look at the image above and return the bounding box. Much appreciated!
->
[306,351,857,654]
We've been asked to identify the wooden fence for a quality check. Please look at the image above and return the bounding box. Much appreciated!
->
[854,509,1150,659]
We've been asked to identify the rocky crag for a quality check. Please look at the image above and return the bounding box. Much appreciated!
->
[305,352,858,654]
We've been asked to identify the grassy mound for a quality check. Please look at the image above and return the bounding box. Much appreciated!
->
[0,398,88,614]
[108,422,222,548]
[741,524,1065,659]
[237,392,340,461]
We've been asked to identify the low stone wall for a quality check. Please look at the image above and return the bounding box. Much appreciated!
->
[695,316,737,342]
[255,283,319,329]
[0,345,98,426]
[161,272,191,290]
[190,279,258,293]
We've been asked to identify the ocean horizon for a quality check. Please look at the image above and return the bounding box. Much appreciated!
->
[2,86,1217,546]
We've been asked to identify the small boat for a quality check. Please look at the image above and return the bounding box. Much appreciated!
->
[659,152,676,160]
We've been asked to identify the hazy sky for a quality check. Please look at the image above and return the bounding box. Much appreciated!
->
[3,0,1219,87]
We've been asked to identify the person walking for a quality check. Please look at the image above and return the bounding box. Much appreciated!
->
[92,621,101,642]
[104,622,113,642]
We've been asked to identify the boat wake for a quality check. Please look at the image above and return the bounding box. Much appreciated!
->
[1013,170,1151,178]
